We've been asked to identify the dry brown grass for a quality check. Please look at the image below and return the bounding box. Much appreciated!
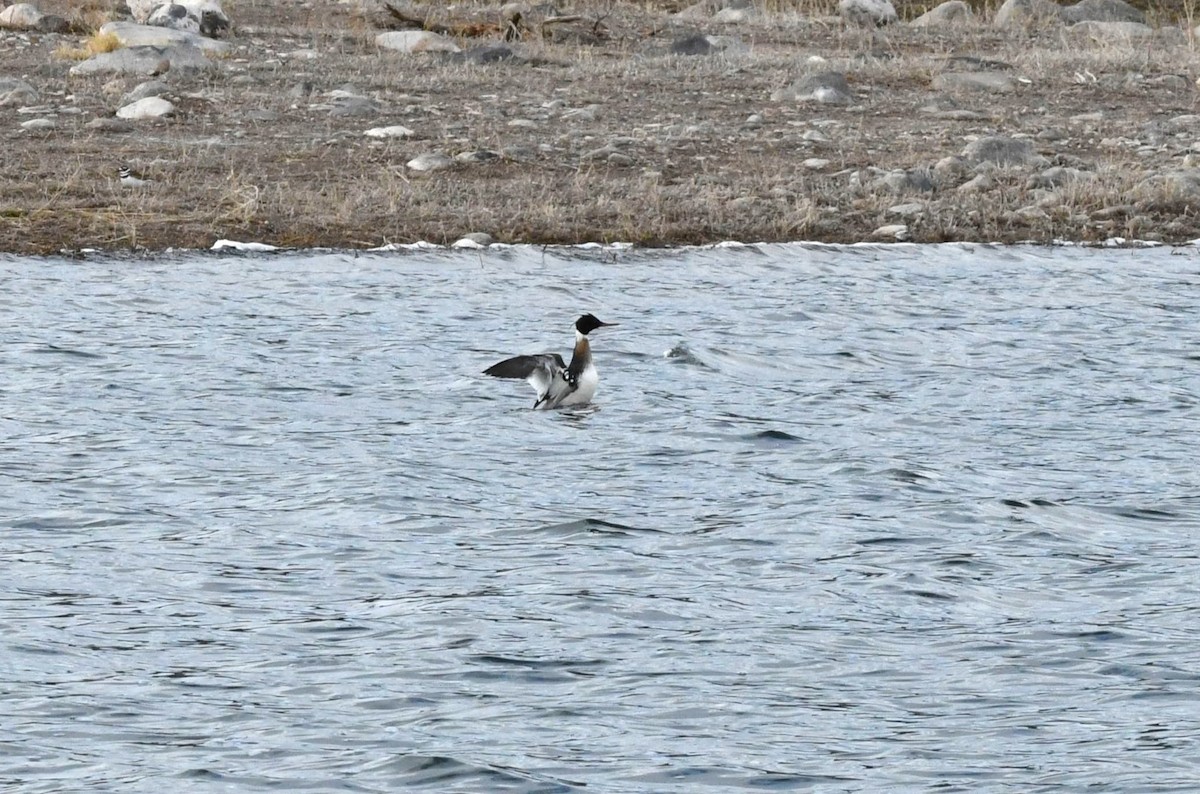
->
[5,0,1200,252]
[54,31,121,60]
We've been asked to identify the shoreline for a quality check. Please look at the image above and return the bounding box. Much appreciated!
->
[5,0,1200,254]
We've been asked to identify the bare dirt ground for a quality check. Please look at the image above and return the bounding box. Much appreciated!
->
[3,0,1200,253]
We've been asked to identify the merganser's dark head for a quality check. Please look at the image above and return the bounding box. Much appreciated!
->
[576,314,617,336]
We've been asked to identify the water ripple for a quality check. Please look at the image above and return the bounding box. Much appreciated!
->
[3,244,1200,792]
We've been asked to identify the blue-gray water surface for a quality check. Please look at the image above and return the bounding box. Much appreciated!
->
[3,243,1200,792]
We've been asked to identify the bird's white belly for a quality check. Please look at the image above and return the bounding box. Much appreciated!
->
[560,365,598,406]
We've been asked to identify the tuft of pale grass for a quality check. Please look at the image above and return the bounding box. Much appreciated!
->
[55,31,122,61]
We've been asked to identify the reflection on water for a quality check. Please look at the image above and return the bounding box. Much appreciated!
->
[3,243,1200,792]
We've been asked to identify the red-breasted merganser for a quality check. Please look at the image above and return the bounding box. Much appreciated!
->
[483,314,618,409]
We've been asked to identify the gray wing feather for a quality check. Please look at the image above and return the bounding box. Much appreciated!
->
[484,353,573,407]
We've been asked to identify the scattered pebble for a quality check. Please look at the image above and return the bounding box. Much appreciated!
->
[364,125,415,138]
[406,152,454,172]
[116,96,175,119]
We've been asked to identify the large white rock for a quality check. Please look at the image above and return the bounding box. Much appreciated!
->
[100,21,230,53]
[116,96,175,119]
[0,3,44,29]
[375,30,460,53]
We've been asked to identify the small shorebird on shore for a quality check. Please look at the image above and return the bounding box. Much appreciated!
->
[118,165,151,188]
[483,314,618,409]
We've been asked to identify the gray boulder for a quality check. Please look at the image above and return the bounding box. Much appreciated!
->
[375,30,460,53]
[994,0,1063,27]
[0,77,38,107]
[772,71,854,104]
[121,80,170,104]
[0,3,43,30]
[69,43,214,76]
[840,0,899,26]
[872,168,936,194]
[147,4,199,34]
[129,0,229,35]
[448,45,517,64]
[1061,0,1144,23]
[1068,20,1156,40]
[100,21,230,53]
[962,136,1046,167]
[911,0,976,26]
[671,33,716,55]
[1136,171,1200,204]
[932,71,1014,92]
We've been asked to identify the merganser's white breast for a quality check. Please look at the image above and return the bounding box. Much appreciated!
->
[483,314,617,409]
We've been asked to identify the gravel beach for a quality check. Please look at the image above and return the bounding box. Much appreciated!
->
[3,0,1200,252]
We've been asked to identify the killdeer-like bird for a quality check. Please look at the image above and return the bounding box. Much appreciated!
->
[118,165,151,188]
[483,314,618,409]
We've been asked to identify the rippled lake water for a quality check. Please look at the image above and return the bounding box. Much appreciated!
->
[4,243,1200,792]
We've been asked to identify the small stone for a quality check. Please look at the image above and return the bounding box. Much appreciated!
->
[872,224,910,240]
[85,117,136,132]
[364,124,415,138]
[20,117,56,131]
[100,21,230,53]
[804,158,831,169]
[962,135,1045,167]
[873,168,935,193]
[910,0,975,26]
[1061,0,1145,23]
[607,153,635,167]
[1068,19,1155,41]
[455,150,500,164]
[772,71,853,104]
[36,14,70,33]
[932,71,1014,92]
[375,30,460,54]
[0,78,37,107]
[330,96,380,117]
[840,0,898,25]
[406,152,454,172]
[121,80,170,104]
[670,34,714,55]
[888,202,926,217]
[1026,166,1089,188]
[994,0,1064,28]
[713,6,756,22]
[70,43,213,76]
[289,81,315,98]
[116,96,175,119]
[448,45,516,64]
[453,232,494,248]
[958,172,995,192]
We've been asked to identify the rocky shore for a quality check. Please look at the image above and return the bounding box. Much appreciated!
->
[3,0,1200,252]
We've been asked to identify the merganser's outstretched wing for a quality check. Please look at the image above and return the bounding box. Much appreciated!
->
[483,353,575,408]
